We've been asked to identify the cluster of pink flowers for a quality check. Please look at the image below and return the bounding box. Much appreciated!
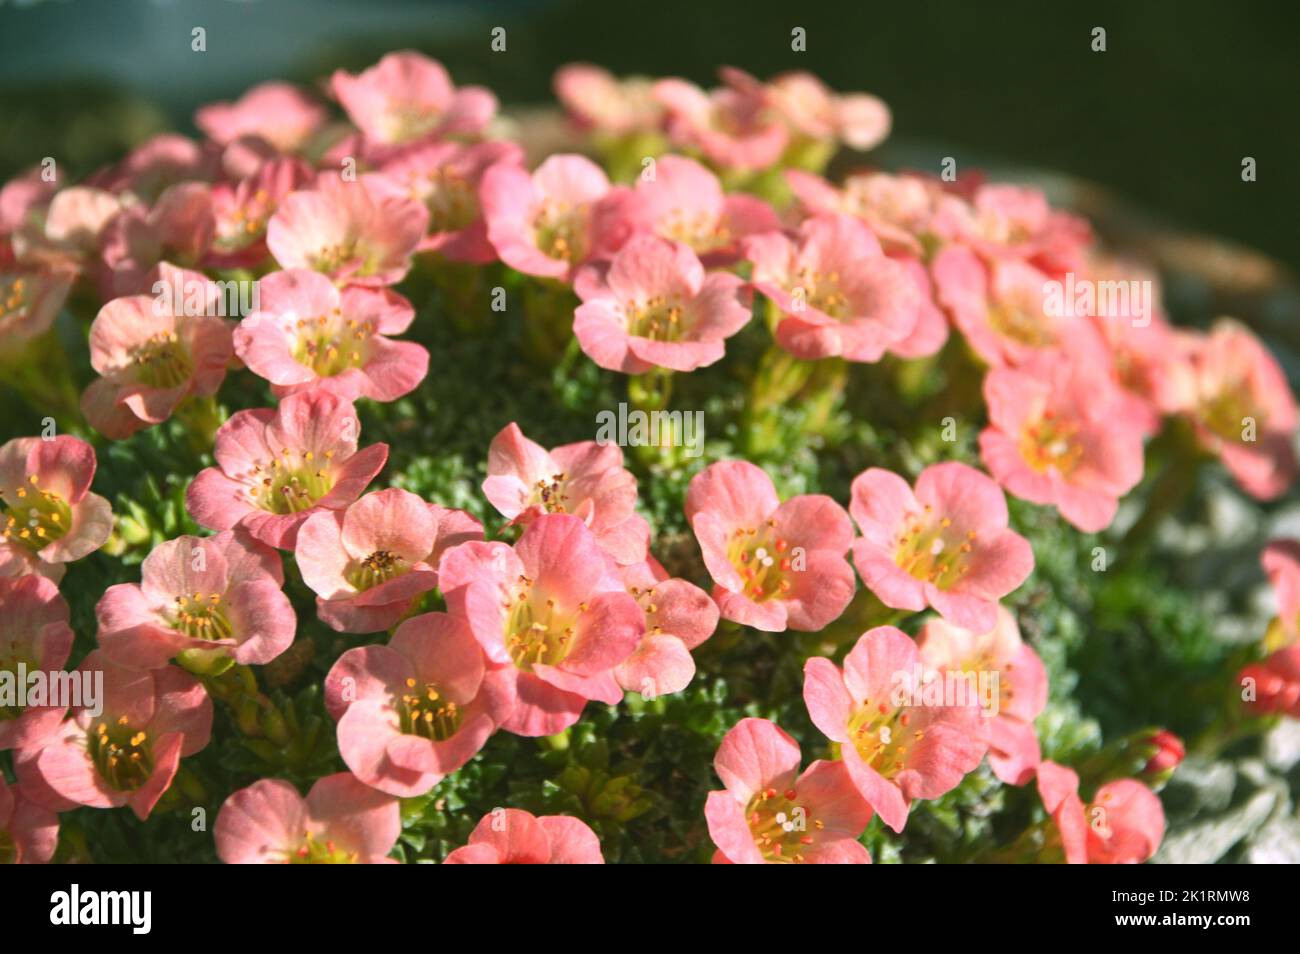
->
[1239,541,1300,719]
[5,48,1289,865]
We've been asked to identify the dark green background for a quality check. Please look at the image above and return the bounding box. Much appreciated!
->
[1,0,1296,273]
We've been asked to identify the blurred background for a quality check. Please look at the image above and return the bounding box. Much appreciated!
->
[0,0,1296,276]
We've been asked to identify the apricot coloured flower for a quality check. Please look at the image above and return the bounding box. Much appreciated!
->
[804,627,989,832]
[705,717,872,863]
[438,513,644,736]
[96,530,295,672]
[325,612,515,797]
[215,772,400,864]
[296,487,481,633]
[31,650,212,821]
[185,390,389,549]
[686,459,856,632]
[444,808,604,864]
[850,462,1033,632]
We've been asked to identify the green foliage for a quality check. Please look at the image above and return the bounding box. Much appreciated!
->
[0,250,1282,863]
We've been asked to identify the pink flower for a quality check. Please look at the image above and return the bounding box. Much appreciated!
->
[194,81,327,153]
[11,185,123,277]
[685,460,856,632]
[266,173,429,287]
[933,244,1100,367]
[1263,540,1300,646]
[330,51,497,148]
[615,557,719,697]
[1085,263,1183,437]
[0,168,60,241]
[234,269,428,402]
[31,650,212,821]
[916,606,1047,785]
[744,213,920,362]
[376,140,524,262]
[0,775,57,864]
[705,717,872,863]
[573,234,751,373]
[81,268,234,440]
[804,627,989,832]
[481,154,614,281]
[0,266,71,349]
[1179,321,1297,500]
[444,808,604,864]
[850,462,1032,632]
[653,75,788,171]
[980,349,1147,532]
[482,422,649,566]
[594,155,780,263]
[98,183,216,297]
[325,612,514,797]
[889,256,951,359]
[185,390,388,550]
[1239,645,1300,719]
[206,156,314,268]
[296,488,482,633]
[0,574,74,751]
[215,772,399,864]
[1036,762,1165,864]
[786,170,966,258]
[958,184,1091,277]
[0,435,113,571]
[554,64,662,136]
[91,133,218,202]
[722,67,890,152]
[96,530,295,672]
[438,513,644,737]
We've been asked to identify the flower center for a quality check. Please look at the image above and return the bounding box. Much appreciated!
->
[397,677,461,741]
[131,330,193,389]
[246,448,336,515]
[89,716,154,792]
[503,577,582,671]
[1019,410,1083,475]
[790,266,849,318]
[1200,385,1259,444]
[348,549,408,590]
[0,275,29,322]
[385,102,440,144]
[219,187,273,249]
[420,169,478,232]
[658,208,729,253]
[848,703,924,779]
[727,521,794,602]
[744,786,822,863]
[0,648,37,721]
[1,474,71,552]
[987,296,1052,348]
[171,591,232,641]
[310,241,361,276]
[532,472,570,514]
[288,832,358,864]
[893,506,975,589]
[534,200,588,262]
[292,310,373,377]
[0,830,14,865]
[625,295,686,342]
